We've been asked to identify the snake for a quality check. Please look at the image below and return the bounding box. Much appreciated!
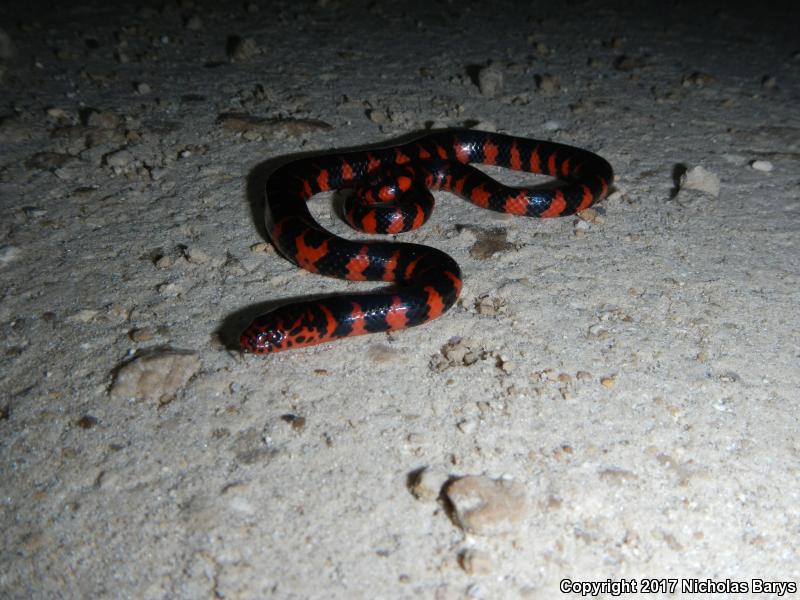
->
[239,130,613,354]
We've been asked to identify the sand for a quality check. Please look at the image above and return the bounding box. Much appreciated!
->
[1,0,798,598]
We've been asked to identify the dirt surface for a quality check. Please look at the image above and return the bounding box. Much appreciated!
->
[1,1,799,598]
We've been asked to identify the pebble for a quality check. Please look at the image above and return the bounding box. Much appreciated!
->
[68,309,99,323]
[76,415,99,429]
[109,347,201,404]
[587,323,608,337]
[157,282,182,297]
[23,206,46,218]
[573,219,591,235]
[0,244,20,266]
[227,36,259,61]
[445,475,527,536]
[456,419,477,435]
[104,148,133,169]
[475,295,506,316]
[750,160,773,172]
[409,466,449,501]
[86,109,120,130]
[535,73,560,95]
[681,71,716,87]
[497,355,516,374]
[135,82,151,94]
[430,338,483,371]
[280,414,306,432]
[466,584,489,599]
[458,548,493,575]
[600,376,616,389]
[761,75,777,89]
[129,327,155,343]
[477,65,503,97]
[679,165,720,197]
[249,242,272,253]
[45,107,73,124]
[185,246,209,264]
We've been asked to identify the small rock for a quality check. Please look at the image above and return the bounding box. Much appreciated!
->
[185,246,209,264]
[679,165,720,197]
[475,295,506,316]
[409,466,449,501]
[45,107,73,124]
[442,338,468,363]
[227,36,259,61]
[135,82,151,94]
[154,254,174,269]
[280,414,306,432]
[109,347,201,404]
[535,73,560,95]
[458,548,493,575]
[157,282,182,297]
[445,475,527,536]
[497,355,515,374]
[23,206,46,219]
[760,75,777,89]
[85,109,120,129]
[456,419,476,435]
[0,245,20,266]
[681,71,716,87]
[587,323,608,337]
[477,65,503,97]
[750,160,773,172]
[366,108,387,124]
[76,415,99,429]
[466,584,489,599]
[249,242,271,253]
[68,309,99,323]
[104,148,133,169]
[574,219,591,235]
[600,376,616,389]
[129,327,155,343]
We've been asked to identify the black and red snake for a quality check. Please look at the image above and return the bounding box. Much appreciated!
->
[240,130,613,354]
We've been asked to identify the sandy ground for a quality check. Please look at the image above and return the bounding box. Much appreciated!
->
[1,0,799,598]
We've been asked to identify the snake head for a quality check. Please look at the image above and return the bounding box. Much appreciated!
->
[239,314,289,354]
